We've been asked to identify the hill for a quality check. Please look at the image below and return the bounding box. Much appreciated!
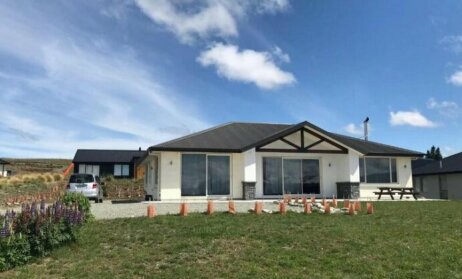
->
[3,158,72,176]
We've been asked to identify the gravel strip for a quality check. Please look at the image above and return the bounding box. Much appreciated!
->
[91,200,291,219]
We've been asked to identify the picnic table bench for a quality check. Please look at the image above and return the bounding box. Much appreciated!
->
[374,187,419,200]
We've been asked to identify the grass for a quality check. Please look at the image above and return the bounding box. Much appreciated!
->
[2,201,462,278]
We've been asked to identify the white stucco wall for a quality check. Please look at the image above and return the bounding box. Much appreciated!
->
[243,148,256,182]
[159,152,181,200]
[231,153,245,199]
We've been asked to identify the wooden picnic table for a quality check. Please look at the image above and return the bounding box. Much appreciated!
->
[374,187,419,200]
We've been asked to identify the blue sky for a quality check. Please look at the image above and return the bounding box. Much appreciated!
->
[1,0,462,158]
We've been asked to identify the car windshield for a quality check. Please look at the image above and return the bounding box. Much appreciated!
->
[70,174,94,183]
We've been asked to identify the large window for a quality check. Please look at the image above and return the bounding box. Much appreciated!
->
[114,164,129,177]
[181,154,230,196]
[263,158,320,195]
[359,158,398,183]
[78,164,100,176]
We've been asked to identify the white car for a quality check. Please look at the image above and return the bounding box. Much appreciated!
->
[67,174,104,203]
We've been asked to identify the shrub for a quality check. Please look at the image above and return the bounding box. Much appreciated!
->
[0,200,85,271]
[0,234,31,271]
[53,174,62,182]
[61,193,93,221]
[36,176,46,183]
[104,175,114,182]
[45,175,53,183]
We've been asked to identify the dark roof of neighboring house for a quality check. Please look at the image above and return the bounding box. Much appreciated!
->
[413,152,462,176]
[411,158,436,171]
[73,150,147,164]
[148,121,423,157]
[0,159,10,165]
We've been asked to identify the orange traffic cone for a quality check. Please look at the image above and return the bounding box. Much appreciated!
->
[279,201,286,215]
[302,196,307,205]
[147,205,156,218]
[344,199,350,209]
[207,200,214,215]
[367,203,374,214]
[354,201,361,212]
[304,202,312,214]
[179,202,188,216]
[322,198,327,207]
[255,201,263,215]
[325,203,331,214]
[332,198,338,208]
[228,200,236,214]
[348,204,355,216]
[311,195,316,203]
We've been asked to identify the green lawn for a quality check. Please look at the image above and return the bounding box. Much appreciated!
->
[2,202,462,278]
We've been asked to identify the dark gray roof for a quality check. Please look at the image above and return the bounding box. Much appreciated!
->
[73,150,147,164]
[327,133,423,157]
[149,121,423,157]
[0,159,10,165]
[413,152,462,176]
[411,158,436,171]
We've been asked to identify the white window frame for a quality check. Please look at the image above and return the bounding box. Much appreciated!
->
[79,164,100,175]
[360,157,398,184]
[114,164,130,177]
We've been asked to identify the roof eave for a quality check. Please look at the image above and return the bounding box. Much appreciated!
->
[364,152,424,158]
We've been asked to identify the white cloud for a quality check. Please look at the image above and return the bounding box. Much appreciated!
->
[440,35,462,54]
[197,43,295,89]
[427,97,460,118]
[389,111,438,128]
[134,0,290,44]
[448,69,462,86]
[0,3,209,158]
[135,0,238,44]
[272,46,290,63]
[344,123,364,136]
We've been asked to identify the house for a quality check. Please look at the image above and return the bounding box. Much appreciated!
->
[0,159,10,177]
[73,149,147,179]
[140,121,422,201]
[412,152,462,199]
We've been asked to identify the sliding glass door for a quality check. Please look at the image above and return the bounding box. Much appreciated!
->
[302,159,320,194]
[263,158,283,195]
[181,154,230,196]
[263,157,320,195]
[283,159,302,194]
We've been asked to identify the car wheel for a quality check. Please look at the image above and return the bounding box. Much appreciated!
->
[99,197,103,203]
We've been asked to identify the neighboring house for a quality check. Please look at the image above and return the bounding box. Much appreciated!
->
[140,121,422,201]
[73,149,147,179]
[0,159,10,177]
[413,152,462,199]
